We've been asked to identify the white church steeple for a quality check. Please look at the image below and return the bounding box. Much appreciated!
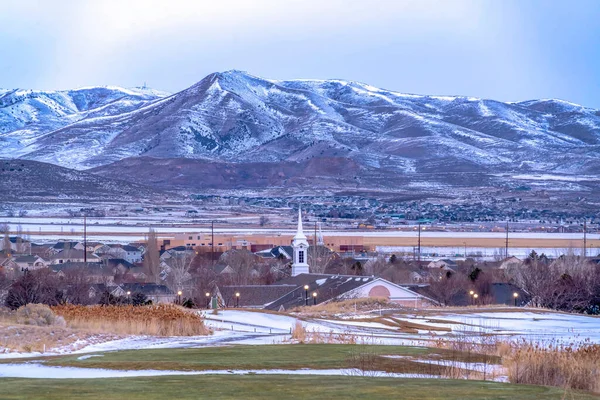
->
[291,206,310,276]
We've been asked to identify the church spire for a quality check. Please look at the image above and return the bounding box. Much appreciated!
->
[294,206,307,240]
[291,205,309,276]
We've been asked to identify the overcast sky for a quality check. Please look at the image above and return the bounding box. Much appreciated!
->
[1,0,599,107]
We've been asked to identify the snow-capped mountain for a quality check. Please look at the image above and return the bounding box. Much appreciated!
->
[1,70,599,176]
[0,86,169,159]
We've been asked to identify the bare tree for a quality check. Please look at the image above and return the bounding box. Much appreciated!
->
[143,228,161,284]
[61,267,94,305]
[219,249,257,286]
[2,226,11,254]
[509,248,599,311]
[164,252,194,293]
[308,245,335,274]
[259,216,270,226]
[427,271,470,306]
[15,225,25,254]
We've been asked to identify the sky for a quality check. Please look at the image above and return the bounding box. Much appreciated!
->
[1,0,599,107]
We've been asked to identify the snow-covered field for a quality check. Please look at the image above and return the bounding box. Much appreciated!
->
[2,309,599,361]
[1,308,597,380]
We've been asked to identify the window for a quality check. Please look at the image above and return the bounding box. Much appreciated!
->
[298,250,304,263]
[197,236,201,240]
[188,236,193,240]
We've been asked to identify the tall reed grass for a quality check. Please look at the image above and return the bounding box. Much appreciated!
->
[53,304,211,337]
[504,339,600,393]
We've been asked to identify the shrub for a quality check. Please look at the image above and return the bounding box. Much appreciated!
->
[16,304,66,327]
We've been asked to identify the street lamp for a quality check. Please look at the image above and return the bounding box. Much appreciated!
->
[312,292,317,305]
[177,290,182,305]
[126,291,131,304]
[304,285,309,306]
[463,242,467,258]
[469,290,474,305]
[206,292,211,309]
[235,292,240,308]
[513,292,519,307]
[473,293,479,305]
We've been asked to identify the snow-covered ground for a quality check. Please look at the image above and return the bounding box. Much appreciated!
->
[0,363,439,379]
[395,311,600,343]
[1,309,598,362]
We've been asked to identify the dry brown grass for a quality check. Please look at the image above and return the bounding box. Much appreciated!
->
[0,321,118,353]
[290,320,357,344]
[0,306,118,353]
[291,297,397,317]
[53,304,211,337]
[503,339,600,393]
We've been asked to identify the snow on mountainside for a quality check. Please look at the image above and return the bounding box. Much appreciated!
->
[1,71,599,177]
[0,86,169,159]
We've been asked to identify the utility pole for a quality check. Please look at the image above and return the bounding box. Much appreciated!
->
[83,215,87,263]
[505,220,509,259]
[211,221,215,266]
[583,219,587,258]
[314,220,317,269]
[417,222,421,263]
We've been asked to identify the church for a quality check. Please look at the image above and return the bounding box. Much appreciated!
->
[216,207,436,309]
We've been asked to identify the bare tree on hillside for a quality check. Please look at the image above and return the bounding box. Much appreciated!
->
[143,228,161,284]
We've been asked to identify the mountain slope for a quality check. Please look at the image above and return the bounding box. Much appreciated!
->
[1,71,599,177]
[0,86,169,159]
[0,159,169,202]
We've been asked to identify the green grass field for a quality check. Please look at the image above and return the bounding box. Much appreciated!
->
[2,345,599,400]
[42,344,480,374]
[1,375,598,400]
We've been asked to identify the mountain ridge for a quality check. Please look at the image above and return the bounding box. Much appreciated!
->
[0,70,599,178]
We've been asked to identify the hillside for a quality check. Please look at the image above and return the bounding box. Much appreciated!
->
[0,159,168,202]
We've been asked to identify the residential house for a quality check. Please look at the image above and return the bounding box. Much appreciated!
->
[105,259,147,282]
[12,255,48,271]
[51,262,115,284]
[0,236,32,254]
[255,246,294,260]
[112,283,175,304]
[499,256,523,270]
[426,259,457,271]
[50,241,84,254]
[50,249,101,265]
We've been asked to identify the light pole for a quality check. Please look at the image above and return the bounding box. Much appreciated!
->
[177,290,182,305]
[469,290,474,305]
[235,292,240,308]
[206,292,211,309]
[126,291,131,304]
[312,292,317,305]
[304,285,309,306]
[473,293,479,305]
[463,242,467,258]
[513,292,519,307]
